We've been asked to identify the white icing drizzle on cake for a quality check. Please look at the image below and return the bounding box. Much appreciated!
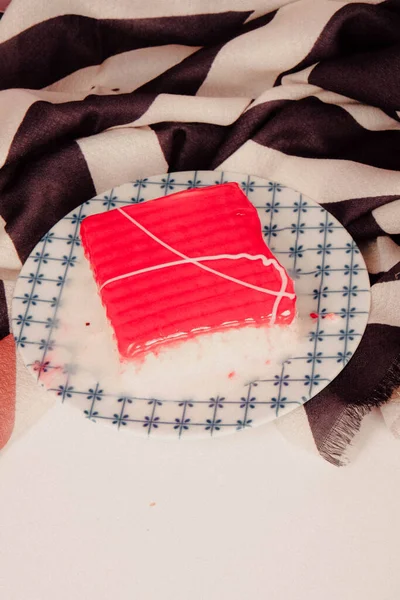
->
[98,208,294,325]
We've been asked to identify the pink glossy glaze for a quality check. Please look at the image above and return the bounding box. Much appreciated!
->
[80,183,296,360]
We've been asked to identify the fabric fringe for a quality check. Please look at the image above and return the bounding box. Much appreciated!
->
[318,403,371,466]
[367,358,400,408]
[319,358,400,466]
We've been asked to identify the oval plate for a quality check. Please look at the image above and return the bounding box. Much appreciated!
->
[12,171,370,438]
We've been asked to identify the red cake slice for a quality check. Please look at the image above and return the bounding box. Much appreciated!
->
[80,183,296,360]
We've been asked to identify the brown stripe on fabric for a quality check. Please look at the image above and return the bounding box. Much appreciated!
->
[322,198,387,242]
[4,11,277,171]
[307,323,400,411]
[0,11,254,90]
[391,233,400,246]
[383,0,400,12]
[5,95,155,166]
[152,122,227,171]
[1,8,271,263]
[323,195,400,228]
[5,68,217,168]
[305,323,400,464]
[211,99,287,167]
[310,44,400,113]
[345,212,386,242]
[275,1,400,88]
[140,11,277,97]
[306,394,371,466]
[237,10,278,34]
[307,360,400,466]
[214,96,400,171]
[138,42,230,99]
[383,107,400,124]
[0,280,9,340]
[0,142,95,262]
[369,260,400,285]
[251,97,400,170]
[370,270,400,286]
[369,271,386,286]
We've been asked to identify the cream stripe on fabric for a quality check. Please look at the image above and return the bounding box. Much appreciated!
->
[197,0,343,97]
[217,140,400,204]
[373,199,400,235]
[0,90,37,168]
[247,81,322,106]
[359,237,400,274]
[323,100,400,133]
[275,405,320,455]
[0,88,96,168]
[250,83,400,132]
[44,46,199,94]
[77,126,168,194]
[131,94,251,128]
[0,0,292,43]
[369,281,400,328]
[0,216,22,273]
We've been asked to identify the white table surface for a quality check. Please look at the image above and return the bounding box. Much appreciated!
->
[0,402,399,600]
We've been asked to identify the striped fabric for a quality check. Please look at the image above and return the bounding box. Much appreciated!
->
[0,0,399,464]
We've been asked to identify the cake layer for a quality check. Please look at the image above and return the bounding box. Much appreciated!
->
[80,183,296,359]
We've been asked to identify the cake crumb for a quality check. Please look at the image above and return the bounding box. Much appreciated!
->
[324,313,337,320]
[310,312,337,320]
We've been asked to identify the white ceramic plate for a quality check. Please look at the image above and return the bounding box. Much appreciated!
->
[12,171,370,438]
